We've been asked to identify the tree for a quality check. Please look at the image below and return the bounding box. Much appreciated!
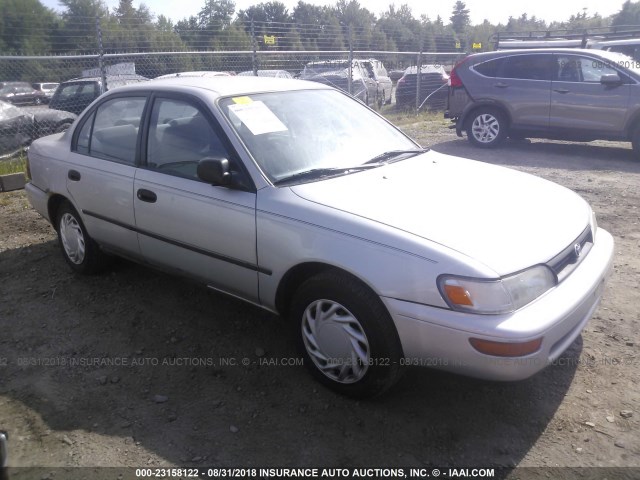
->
[198,0,235,30]
[56,0,111,53]
[0,0,58,54]
[450,1,470,35]
[612,1,640,26]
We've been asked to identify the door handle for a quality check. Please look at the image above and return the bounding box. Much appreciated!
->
[137,189,157,203]
[68,170,81,181]
[553,88,570,94]
[494,82,509,88]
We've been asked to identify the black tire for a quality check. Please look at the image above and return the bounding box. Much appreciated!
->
[290,271,404,398]
[34,97,42,105]
[377,90,384,110]
[631,124,640,161]
[56,201,109,274]
[465,107,508,148]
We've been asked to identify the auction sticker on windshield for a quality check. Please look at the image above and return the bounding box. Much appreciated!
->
[228,101,287,135]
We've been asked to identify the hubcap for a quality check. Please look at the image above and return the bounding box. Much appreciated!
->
[471,113,500,143]
[59,213,86,264]
[301,299,370,384]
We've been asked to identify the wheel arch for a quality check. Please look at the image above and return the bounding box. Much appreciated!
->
[47,194,72,230]
[274,262,382,317]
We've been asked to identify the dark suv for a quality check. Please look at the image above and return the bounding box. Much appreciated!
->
[445,48,640,157]
[49,74,147,115]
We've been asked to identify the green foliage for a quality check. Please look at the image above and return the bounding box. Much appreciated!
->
[612,1,640,26]
[0,0,630,60]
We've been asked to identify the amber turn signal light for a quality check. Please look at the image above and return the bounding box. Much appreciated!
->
[469,337,543,357]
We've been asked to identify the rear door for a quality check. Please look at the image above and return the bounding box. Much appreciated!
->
[549,54,630,134]
[478,53,553,129]
[66,94,147,256]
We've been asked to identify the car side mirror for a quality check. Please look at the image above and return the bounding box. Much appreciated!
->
[197,157,232,186]
[600,73,622,85]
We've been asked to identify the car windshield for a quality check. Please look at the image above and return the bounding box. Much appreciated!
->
[219,89,419,184]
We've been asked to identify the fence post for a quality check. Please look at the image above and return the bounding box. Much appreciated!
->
[348,24,353,95]
[96,16,107,93]
[415,29,424,113]
[251,19,258,76]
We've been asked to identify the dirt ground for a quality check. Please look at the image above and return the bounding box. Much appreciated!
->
[0,113,639,480]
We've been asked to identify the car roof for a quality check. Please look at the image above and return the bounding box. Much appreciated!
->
[112,76,328,98]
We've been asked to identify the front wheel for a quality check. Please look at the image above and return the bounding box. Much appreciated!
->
[290,271,403,398]
[465,108,508,148]
[56,201,109,274]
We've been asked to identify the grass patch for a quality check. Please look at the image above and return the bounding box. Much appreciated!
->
[0,153,27,176]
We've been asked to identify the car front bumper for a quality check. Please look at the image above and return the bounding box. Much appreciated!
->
[382,227,614,381]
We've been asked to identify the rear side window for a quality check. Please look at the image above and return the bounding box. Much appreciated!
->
[502,55,552,80]
[473,58,505,78]
[74,97,146,164]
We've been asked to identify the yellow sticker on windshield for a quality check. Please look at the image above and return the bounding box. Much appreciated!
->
[232,96,253,104]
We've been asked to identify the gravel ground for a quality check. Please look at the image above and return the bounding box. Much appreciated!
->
[0,111,638,479]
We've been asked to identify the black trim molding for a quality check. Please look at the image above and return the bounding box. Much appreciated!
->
[82,209,271,275]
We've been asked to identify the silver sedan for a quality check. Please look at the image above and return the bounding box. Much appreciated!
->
[25,77,614,397]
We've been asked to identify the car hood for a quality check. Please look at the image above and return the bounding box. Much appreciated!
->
[289,151,591,276]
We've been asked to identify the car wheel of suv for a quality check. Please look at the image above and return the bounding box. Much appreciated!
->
[57,201,108,274]
[34,97,42,105]
[631,125,640,161]
[377,91,384,110]
[466,108,507,148]
[290,271,403,398]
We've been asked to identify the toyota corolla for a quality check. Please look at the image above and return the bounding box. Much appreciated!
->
[25,77,614,397]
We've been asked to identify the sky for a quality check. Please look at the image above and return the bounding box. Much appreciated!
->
[40,0,625,25]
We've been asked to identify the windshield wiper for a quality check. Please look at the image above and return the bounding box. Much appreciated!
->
[273,165,376,186]
[365,148,427,165]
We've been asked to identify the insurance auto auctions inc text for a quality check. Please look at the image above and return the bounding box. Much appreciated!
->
[256,468,495,478]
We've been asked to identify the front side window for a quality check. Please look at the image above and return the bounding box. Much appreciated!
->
[146,97,231,180]
[78,96,146,164]
[555,56,619,82]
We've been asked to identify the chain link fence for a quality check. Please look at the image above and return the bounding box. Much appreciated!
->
[0,18,464,159]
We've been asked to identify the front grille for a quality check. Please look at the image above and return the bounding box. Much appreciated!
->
[547,225,593,283]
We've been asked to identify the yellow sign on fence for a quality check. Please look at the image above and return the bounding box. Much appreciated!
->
[264,35,276,45]
[472,42,482,49]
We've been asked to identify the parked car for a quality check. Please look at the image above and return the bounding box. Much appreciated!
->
[446,48,640,155]
[238,70,293,79]
[0,100,32,156]
[49,74,148,115]
[25,76,613,397]
[396,65,449,110]
[32,82,60,99]
[362,59,393,105]
[300,60,378,107]
[0,100,77,156]
[155,71,231,79]
[0,83,48,106]
[388,69,406,83]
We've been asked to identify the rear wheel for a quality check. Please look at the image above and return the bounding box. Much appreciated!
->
[290,271,403,398]
[465,107,508,148]
[56,201,109,274]
[631,124,640,161]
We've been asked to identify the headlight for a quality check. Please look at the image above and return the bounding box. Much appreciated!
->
[438,265,557,315]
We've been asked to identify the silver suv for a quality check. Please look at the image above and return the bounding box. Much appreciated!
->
[445,48,640,157]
